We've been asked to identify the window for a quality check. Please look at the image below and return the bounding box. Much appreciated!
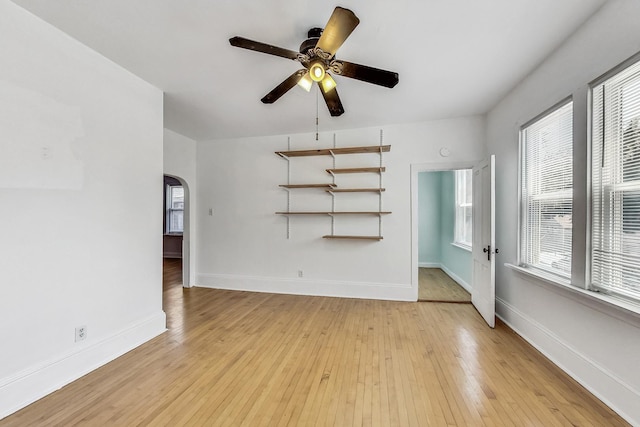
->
[166,185,184,234]
[520,101,573,278]
[591,58,640,302]
[454,169,473,248]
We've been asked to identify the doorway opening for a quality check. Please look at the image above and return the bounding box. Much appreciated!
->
[412,158,496,326]
[417,169,473,303]
[163,174,191,293]
[411,161,476,300]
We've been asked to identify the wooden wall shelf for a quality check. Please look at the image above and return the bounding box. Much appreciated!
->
[276,211,391,216]
[326,188,385,193]
[276,135,390,241]
[323,235,383,240]
[327,167,385,174]
[279,184,336,189]
[276,145,390,158]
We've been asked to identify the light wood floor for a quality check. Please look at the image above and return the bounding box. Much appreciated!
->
[163,256,183,288]
[419,268,471,303]
[1,259,628,426]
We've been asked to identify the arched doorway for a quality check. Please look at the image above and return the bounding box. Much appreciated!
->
[163,174,192,288]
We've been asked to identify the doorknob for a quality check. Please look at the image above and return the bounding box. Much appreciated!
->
[483,245,491,261]
[483,245,499,261]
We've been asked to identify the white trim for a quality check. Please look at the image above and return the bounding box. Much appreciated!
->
[164,174,193,288]
[196,273,414,302]
[589,50,640,88]
[0,311,167,420]
[506,263,640,322]
[451,242,472,252]
[496,297,639,427]
[520,96,574,132]
[419,262,440,268]
[411,161,480,302]
[163,252,182,259]
[506,263,571,287]
[440,264,472,294]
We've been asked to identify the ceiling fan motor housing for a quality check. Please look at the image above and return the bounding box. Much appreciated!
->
[299,27,323,54]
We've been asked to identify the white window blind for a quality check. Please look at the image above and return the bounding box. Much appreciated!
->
[454,169,473,248]
[520,101,573,278]
[592,59,640,301]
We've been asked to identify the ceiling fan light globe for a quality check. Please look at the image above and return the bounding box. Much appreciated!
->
[321,74,337,92]
[298,73,313,92]
[309,62,325,82]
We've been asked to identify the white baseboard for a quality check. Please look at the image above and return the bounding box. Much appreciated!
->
[419,262,472,294]
[439,264,472,294]
[163,252,182,259]
[419,262,440,268]
[196,273,415,302]
[0,311,167,420]
[496,297,639,426]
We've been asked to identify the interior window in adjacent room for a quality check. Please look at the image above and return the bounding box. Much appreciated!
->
[166,185,184,234]
[454,169,473,249]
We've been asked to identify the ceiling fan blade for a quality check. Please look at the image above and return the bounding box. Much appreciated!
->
[261,69,307,104]
[316,7,360,57]
[229,36,299,61]
[319,82,345,116]
[334,60,399,88]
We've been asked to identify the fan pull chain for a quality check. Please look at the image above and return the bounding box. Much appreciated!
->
[316,85,319,141]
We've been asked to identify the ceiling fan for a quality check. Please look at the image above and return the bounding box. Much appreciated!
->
[229,6,399,117]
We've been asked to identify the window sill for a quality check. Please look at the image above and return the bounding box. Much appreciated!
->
[164,233,183,237]
[451,242,472,252]
[505,263,640,322]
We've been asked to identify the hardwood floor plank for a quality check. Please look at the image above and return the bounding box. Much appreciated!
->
[0,259,629,426]
[419,267,471,303]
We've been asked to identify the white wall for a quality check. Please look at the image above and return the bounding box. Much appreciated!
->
[486,0,640,424]
[163,128,197,286]
[0,1,165,418]
[196,117,485,301]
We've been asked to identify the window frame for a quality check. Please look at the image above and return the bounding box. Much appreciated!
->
[518,97,574,280]
[588,53,640,303]
[453,169,473,250]
[506,52,640,318]
[166,184,184,235]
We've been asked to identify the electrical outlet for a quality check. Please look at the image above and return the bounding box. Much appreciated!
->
[298,270,304,278]
[75,326,87,342]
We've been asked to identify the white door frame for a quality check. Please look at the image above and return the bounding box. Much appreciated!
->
[410,161,478,301]
[165,174,192,288]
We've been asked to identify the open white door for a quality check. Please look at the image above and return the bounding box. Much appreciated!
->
[472,155,496,328]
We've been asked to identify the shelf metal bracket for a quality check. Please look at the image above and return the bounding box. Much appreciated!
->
[286,137,291,239]
[379,129,384,237]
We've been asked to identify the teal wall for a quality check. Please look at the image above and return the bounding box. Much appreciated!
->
[418,170,472,288]
[418,172,442,264]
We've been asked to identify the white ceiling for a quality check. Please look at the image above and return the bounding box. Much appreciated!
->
[12,0,606,141]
